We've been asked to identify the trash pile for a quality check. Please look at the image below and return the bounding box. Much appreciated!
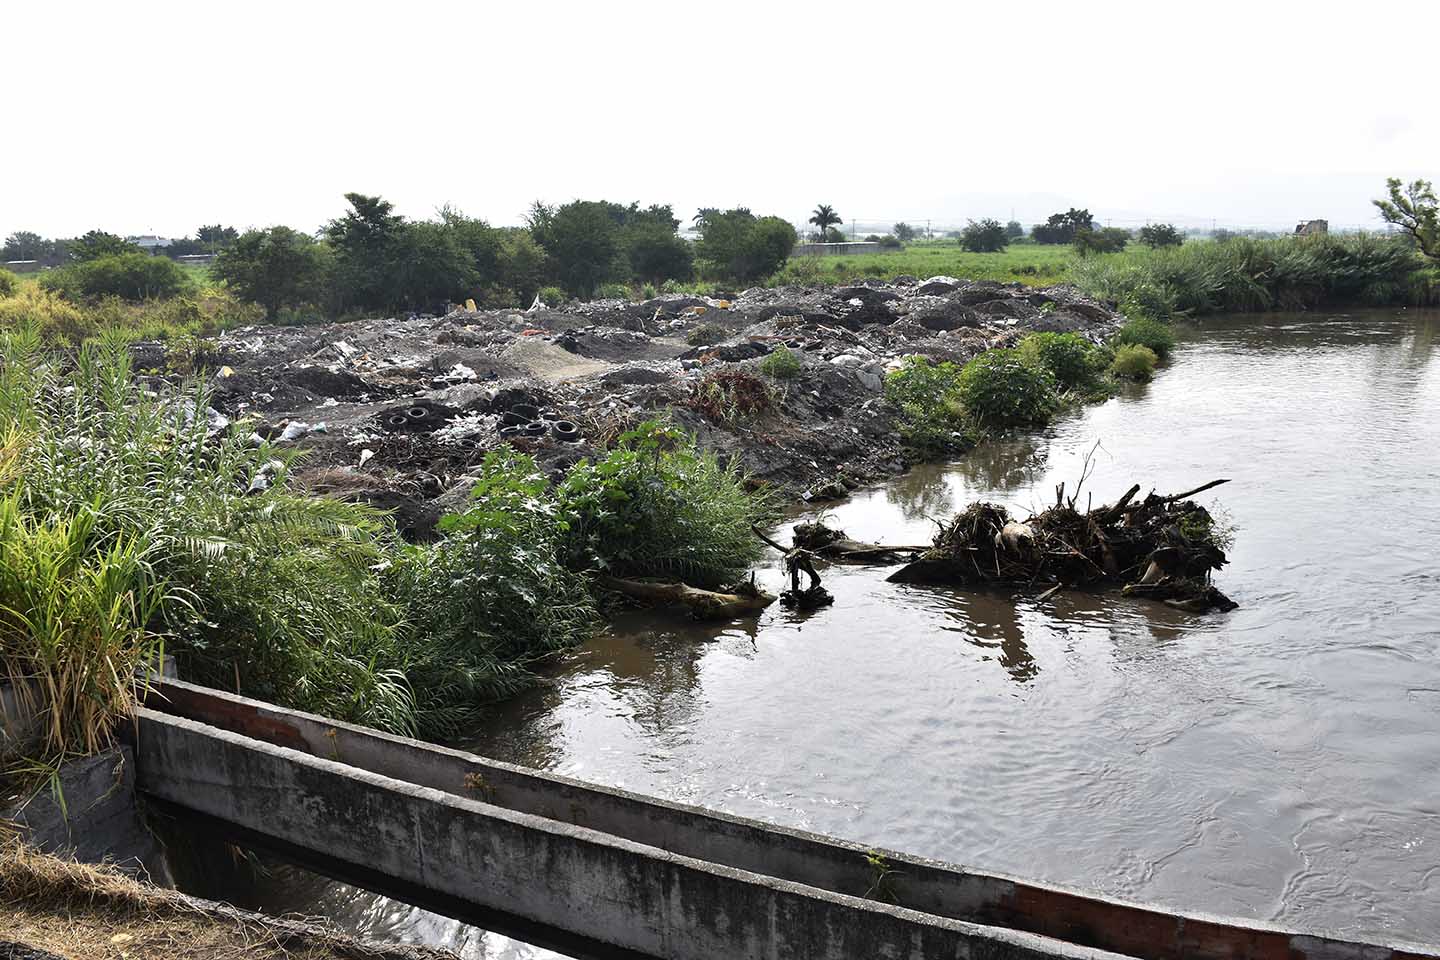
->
[149,277,1124,539]
[887,479,1238,613]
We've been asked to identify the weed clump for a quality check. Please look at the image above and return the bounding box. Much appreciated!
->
[1017,332,1102,392]
[758,344,802,379]
[688,369,773,423]
[955,348,1059,427]
[1112,316,1176,359]
[1110,344,1159,381]
[0,269,18,298]
[883,356,972,454]
[537,285,567,306]
[686,322,727,346]
[558,421,774,588]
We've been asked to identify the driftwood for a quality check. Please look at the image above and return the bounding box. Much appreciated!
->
[599,575,776,620]
[790,521,928,564]
[887,480,1238,613]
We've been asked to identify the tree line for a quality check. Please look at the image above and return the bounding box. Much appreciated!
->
[3,197,799,319]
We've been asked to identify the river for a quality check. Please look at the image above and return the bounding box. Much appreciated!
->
[236,309,1440,956]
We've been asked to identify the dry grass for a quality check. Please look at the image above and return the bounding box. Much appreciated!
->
[0,841,451,960]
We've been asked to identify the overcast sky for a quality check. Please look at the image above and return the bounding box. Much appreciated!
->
[4,0,1435,239]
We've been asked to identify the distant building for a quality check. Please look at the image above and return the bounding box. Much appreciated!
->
[177,253,216,266]
[3,260,41,274]
[1294,220,1328,236]
[129,235,173,253]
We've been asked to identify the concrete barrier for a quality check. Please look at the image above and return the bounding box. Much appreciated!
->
[134,706,1136,960]
[140,680,1438,960]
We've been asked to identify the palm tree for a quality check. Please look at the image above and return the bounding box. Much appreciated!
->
[809,204,842,242]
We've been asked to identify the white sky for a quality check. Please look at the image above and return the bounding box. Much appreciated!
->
[3,0,1436,239]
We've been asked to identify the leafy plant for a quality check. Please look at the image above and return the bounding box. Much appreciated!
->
[758,344,801,379]
[1109,343,1158,381]
[40,253,193,302]
[1112,316,1176,359]
[0,269,18,298]
[557,422,773,589]
[1017,332,1101,392]
[955,349,1059,427]
[883,356,973,454]
[537,285,567,306]
[688,369,773,423]
[597,282,633,301]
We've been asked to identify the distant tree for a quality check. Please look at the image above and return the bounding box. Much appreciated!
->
[1072,226,1131,256]
[1030,209,1094,245]
[892,222,917,242]
[528,200,626,298]
[1375,177,1439,261]
[959,218,1009,253]
[878,235,903,249]
[213,226,331,320]
[626,221,694,284]
[2,230,45,261]
[324,193,407,310]
[1211,228,1239,243]
[494,228,550,305]
[1138,223,1184,248]
[694,209,796,282]
[809,204,842,242]
[196,224,239,253]
[1004,220,1025,240]
[69,230,140,261]
[823,226,846,243]
[390,221,478,310]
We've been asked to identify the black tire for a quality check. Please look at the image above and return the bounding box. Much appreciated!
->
[524,421,549,437]
[510,403,540,420]
[499,425,523,438]
[406,406,431,421]
[502,411,527,426]
[553,420,580,441]
[385,414,410,429]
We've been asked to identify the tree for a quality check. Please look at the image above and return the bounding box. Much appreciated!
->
[892,222,917,242]
[213,226,331,320]
[69,230,139,261]
[1072,226,1131,256]
[1004,220,1025,240]
[1374,177,1439,261]
[390,221,479,310]
[694,209,796,282]
[809,204,842,242]
[625,220,694,284]
[2,230,45,261]
[528,200,626,298]
[324,193,407,311]
[959,218,1009,253]
[1138,223,1184,248]
[1030,209,1094,245]
[823,226,846,243]
[196,224,239,253]
[494,229,550,305]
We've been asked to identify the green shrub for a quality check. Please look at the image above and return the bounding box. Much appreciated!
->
[557,422,773,588]
[0,269,18,298]
[1110,344,1158,381]
[883,356,972,453]
[758,344,801,379]
[40,253,193,302]
[597,282,633,301]
[1112,316,1176,359]
[1017,332,1099,391]
[955,348,1059,427]
[537,285,567,306]
[641,282,658,299]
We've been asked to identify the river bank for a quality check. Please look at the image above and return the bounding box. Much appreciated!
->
[228,308,1440,955]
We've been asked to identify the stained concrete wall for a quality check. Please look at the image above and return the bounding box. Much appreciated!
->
[143,680,1433,960]
[134,706,1134,960]
[793,242,888,256]
[3,746,172,884]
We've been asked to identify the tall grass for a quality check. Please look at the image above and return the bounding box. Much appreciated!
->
[1070,234,1436,319]
[0,284,262,347]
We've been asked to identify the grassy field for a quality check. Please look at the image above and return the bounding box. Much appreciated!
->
[771,240,1080,287]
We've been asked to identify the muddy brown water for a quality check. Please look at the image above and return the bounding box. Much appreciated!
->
[231,310,1440,958]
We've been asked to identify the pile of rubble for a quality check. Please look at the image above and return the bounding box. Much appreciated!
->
[160,277,1123,539]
